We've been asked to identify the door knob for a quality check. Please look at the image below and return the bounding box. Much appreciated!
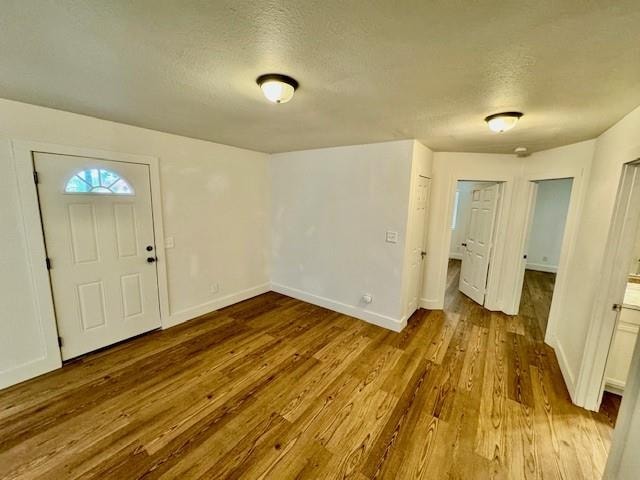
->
[461,242,467,247]
[421,251,427,259]
[147,257,157,263]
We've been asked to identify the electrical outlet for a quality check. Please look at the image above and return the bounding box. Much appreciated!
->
[210,283,219,294]
[542,256,548,262]
[165,237,175,249]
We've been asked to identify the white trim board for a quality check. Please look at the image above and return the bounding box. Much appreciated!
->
[525,263,558,273]
[604,382,625,396]
[420,298,442,310]
[271,283,405,332]
[449,253,463,260]
[548,335,577,400]
[166,283,271,328]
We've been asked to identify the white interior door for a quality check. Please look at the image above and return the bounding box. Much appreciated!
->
[459,183,500,305]
[34,153,161,360]
[407,175,431,315]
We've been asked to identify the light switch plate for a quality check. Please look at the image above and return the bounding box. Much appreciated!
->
[385,231,399,243]
[164,236,175,249]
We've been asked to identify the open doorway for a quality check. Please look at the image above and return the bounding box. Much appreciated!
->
[447,180,502,307]
[593,171,640,432]
[574,159,640,478]
[598,221,640,426]
[519,178,573,337]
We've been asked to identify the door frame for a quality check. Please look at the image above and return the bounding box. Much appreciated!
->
[575,159,640,411]
[508,166,585,338]
[458,182,502,306]
[403,173,432,319]
[509,175,581,337]
[10,140,170,379]
[440,176,509,312]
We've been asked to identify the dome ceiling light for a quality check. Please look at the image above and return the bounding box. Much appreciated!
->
[256,73,299,104]
[484,111,524,133]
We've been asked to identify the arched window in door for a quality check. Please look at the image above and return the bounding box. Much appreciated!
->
[65,168,134,195]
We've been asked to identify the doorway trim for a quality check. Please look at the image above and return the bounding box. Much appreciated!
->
[510,171,585,330]
[506,166,586,396]
[438,174,511,312]
[575,159,640,411]
[9,140,170,384]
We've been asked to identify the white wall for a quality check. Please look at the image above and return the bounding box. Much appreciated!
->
[560,105,640,402]
[2,92,638,407]
[526,178,573,272]
[270,140,424,330]
[0,99,270,388]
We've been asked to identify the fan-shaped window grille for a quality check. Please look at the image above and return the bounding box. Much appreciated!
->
[65,169,134,195]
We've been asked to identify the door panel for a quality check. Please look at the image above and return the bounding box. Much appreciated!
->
[114,204,138,258]
[459,183,500,305]
[68,203,100,263]
[34,153,161,360]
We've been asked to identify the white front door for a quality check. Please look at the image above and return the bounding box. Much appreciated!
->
[459,183,500,305]
[407,175,431,315]
[34,153,161,360]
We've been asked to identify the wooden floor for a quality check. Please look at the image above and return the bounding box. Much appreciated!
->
[519,267,556,336]
[0,263,617,479]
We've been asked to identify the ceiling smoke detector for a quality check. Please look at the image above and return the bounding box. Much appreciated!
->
[514,146,529,157]
[484,111,523,133]
[256,73,299,104]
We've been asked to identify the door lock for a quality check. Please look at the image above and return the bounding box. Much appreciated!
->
[146,245,154,252]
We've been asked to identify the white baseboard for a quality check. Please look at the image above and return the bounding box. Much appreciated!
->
[604,379,625,396]
[0,355,62,391]
[419,298,443,310]
[526,263,558,273]
[271,283,405,332]
[165,282,271,328]
[548,336,576,401]
[449,253,463,260]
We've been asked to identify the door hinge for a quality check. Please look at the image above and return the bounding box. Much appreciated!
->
[612,303,623,312]
[57,336,63,347]
[33,171,39,184]
[45,257,52,270]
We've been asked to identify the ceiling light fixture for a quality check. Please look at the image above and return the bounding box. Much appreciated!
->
[484,111,523,133]
[256,73,299,104]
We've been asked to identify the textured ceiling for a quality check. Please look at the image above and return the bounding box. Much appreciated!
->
[1,1,640,153]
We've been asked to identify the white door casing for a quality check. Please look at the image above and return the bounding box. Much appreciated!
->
[511,181,539,315]
[459,183,500,305]
[34,153,161,360]
[407,175,430,316]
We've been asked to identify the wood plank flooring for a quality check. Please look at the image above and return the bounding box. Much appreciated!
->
[0,263,616,479]
[519,267,557,336]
